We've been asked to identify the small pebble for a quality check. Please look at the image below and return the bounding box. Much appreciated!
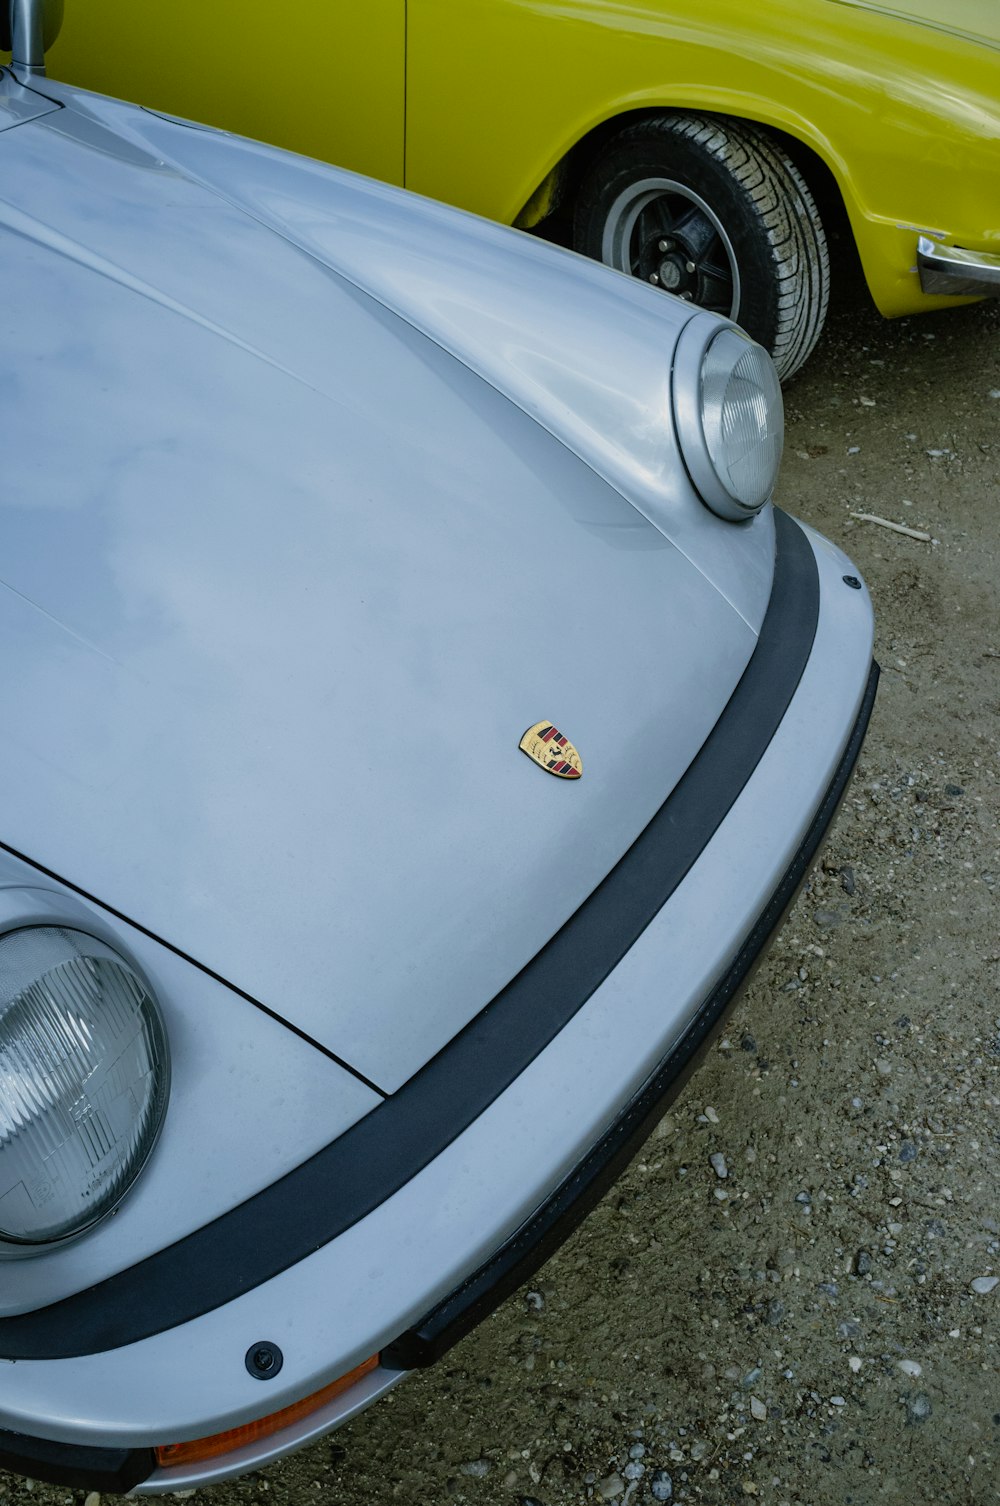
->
[650,1471,673,1501]
[750,1396,767,1421]
[830,1396,846,1407]
[461,1459,491,1478]
[898,1360,922,1378]
[849,1356,863,1373]
[875,1058,893,1076]
[623,1461,644,1481]
[710,1153,729,1179]
[705,1106,720,1123]
[970,1276,999,1295]
[84,1495,101,1506]
[628,1444,646,1460]
[907,1394,932,1424]
[856,1250,873,1275]
[597,1474,625,1500]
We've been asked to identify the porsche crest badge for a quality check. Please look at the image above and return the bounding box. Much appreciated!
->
[519,722,583,779]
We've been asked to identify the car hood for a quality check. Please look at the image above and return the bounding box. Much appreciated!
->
[0,89,764,1092]
[831,0,999,48]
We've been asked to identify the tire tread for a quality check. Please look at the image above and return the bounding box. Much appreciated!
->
[579,113,830,379]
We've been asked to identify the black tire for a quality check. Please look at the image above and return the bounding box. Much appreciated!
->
[573,114,830,380]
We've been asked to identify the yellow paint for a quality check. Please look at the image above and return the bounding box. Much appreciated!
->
[48,0,405,184]
[38,0,999,319]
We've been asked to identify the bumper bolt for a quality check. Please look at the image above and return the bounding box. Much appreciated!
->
[246,1341,284,1379]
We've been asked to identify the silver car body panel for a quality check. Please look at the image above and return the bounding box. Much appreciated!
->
[25,76,779,635]
[0,71,58,129]
[0,77,766,1091]
[0,525,874,1475]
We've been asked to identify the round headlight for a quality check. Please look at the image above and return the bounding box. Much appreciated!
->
[673,320,784,521]
[0,928,169,1248]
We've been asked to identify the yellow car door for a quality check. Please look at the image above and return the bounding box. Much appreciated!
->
[50,0,405,186]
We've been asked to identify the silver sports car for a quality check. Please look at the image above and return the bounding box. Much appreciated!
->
[0,0,877,1491]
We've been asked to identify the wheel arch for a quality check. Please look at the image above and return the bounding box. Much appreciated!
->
[516,101,862,279]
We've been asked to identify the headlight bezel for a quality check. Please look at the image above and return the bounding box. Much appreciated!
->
[671,311,784,522]
[0,921,170,1256]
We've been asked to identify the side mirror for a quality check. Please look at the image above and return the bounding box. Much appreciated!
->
[3,0,64,73]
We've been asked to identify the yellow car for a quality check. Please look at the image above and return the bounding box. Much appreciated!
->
[38,0,1000,378]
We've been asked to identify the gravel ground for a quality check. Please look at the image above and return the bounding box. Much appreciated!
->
[4,285,998,1506]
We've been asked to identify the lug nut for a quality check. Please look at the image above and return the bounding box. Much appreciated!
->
[685,260,697,274]
[649,273,660,284]
[657,239,673,253]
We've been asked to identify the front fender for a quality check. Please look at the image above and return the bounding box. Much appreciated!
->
[42,79,779,632]
[405,0,1000,319]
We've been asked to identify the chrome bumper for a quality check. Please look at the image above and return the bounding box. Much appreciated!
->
[918,235,1000,297]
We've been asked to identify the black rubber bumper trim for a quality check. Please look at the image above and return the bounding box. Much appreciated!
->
[0,1429,154,1492]
[384,661,880,1368]
[0,510,821,1360]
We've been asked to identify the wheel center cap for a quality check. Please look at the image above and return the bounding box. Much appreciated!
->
[658,257,684,291]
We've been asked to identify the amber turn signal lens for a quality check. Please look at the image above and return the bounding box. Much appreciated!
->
[154,1356,379,1468]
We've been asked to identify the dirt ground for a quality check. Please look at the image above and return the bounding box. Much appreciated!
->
[4,283,998,1506]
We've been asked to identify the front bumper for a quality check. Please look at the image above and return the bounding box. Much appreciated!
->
[0,512,876,1492]
[917,234,1000,297]
[386,658,878,1369]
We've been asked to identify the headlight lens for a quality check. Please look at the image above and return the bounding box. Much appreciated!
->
[0,928,169,1247]
[674,322,784,522]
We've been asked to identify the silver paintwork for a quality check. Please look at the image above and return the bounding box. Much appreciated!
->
[69,85,777,634]
[917,233,1000,296]
[0,74,772,1093]
[0,71,58,129]
[0,526,874,1483]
